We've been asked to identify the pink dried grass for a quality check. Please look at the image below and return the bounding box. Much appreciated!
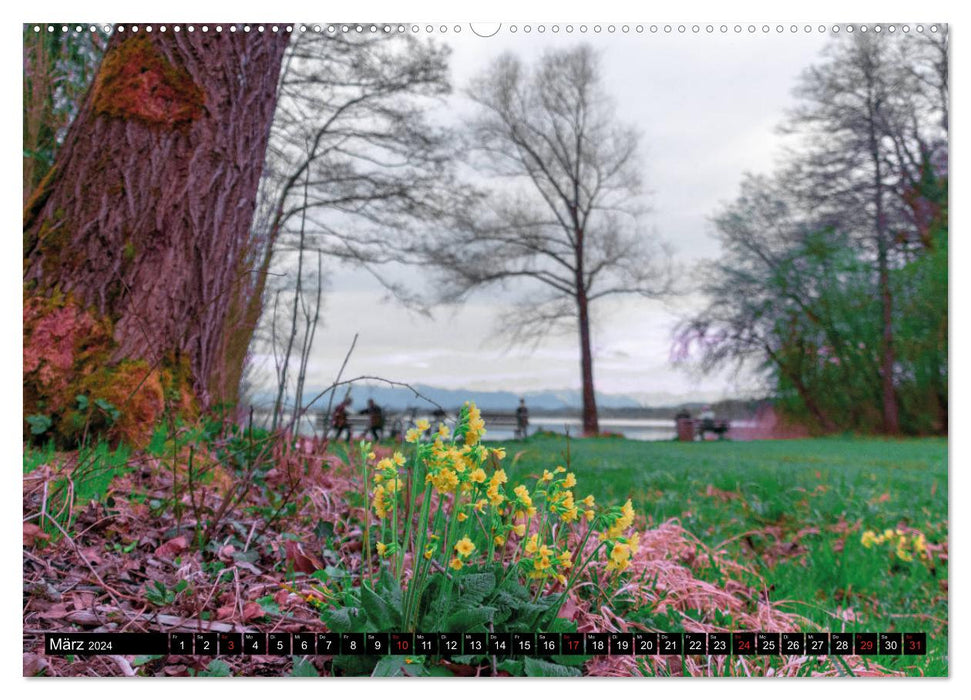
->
[566,519,900,677]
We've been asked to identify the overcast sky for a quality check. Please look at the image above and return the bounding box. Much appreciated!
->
[251,27,831,404]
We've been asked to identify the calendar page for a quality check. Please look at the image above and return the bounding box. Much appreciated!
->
[21,13,948,681]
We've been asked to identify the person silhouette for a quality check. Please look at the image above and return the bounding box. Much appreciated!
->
[515,398,530,439]
[332,398,352,442]
[359,398,385,441]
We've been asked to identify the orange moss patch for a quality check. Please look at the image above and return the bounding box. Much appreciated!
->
[24,292,196,448]
[23,292,114,416]
[76,361,166,447]
[92,34,204,129]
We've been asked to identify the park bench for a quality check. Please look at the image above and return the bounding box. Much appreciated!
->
[697,418,730,440]
[676,417,731,441]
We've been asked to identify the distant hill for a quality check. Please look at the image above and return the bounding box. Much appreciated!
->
[247,383,766,421]
[250,383,642,413]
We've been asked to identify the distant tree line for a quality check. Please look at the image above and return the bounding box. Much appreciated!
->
[679,31,947,435]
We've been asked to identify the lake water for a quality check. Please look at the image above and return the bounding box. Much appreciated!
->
[488,417,680,442]
[482,417,756,442]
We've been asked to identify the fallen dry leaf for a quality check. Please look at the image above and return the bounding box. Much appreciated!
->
[284,540,322,575]
[23,652,50,676]
[241,601,264,621]
[155,536,188,559]
[23,522,50,547]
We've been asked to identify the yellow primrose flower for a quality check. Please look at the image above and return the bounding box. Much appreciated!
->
[608,499,636,539]
[861,530,878,549]
[581,494,595,508]
[494,535,505,546]
[913,533,927,554]
[585,510,595,522]
[457,512,468,522]
[557,551,573,569]
[554,466,566,474]
[438,424,450,437]
[492,447,506,460]
[393,451,406,466]
[607,542,632,572]
[541,470,554,482]
[563,473,577,489]
[428,468,459,494]
[372,484,388,519]
[556,574,568,585]
[406,428,422,443]
[424,545,435,560]
[449,557,464,571]
[367,451,376,460]
[514,485,532,507]
[416,418,430,432]
[463,402,486,445]
[455,536,476,558]
[470,468,487,483]
[525,534,539,554]
[513,523,526,537]
[376,542,388,557]
[487,469,507,506]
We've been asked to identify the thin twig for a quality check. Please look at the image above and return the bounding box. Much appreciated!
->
[44,515,132,623]
[321,332,359,437]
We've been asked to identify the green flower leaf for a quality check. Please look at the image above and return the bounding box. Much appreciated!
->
[524,657,582,677]
[290,657,319,677]
[444,605,497,632]
[360,583,402,630]
[320,606,365,633]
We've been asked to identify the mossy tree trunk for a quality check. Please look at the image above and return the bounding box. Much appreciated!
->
[24,28,289,417]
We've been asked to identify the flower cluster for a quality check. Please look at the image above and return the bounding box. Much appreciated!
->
[359,402,641,628]
[599,499,639,571]
[861,527,929,562]
[370,450,406,520]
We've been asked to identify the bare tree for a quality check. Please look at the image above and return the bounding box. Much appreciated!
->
[782,31,947,433]
[266,165,327,432]
[676,173,860,432]
[680,31,948,436]
[425,45,670,435]
[230,30,470,406]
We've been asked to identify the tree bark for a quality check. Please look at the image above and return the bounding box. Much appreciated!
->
[576,288,599,436]
[24,28,289,409]
[867,93,901,434]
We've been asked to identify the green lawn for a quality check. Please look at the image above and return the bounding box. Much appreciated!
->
[496,434,948,675]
